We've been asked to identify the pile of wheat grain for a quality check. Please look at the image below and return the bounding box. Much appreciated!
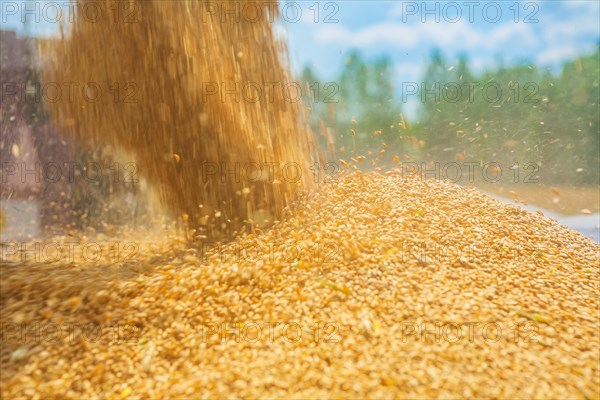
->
[40,0,317,241]
[1,172,598,399]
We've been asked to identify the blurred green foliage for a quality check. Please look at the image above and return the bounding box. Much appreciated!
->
[301,46,599,185]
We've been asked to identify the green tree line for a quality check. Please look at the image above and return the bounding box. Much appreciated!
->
[300,46,599,185]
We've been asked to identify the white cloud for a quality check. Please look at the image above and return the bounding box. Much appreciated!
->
[535,8,599,65]
[487,22,537,48]
[536,44,597,66]
[314,18,539,55]
[562,0,600,14]
[289,0,600,82]
[543,14,598,40]
[419,20,481,48]
[395,62,425,83]
[469,56,491,72]
[315,20,480,50]
[315,23,420,48]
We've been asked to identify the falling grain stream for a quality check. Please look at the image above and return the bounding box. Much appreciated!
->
[1,1,599,398]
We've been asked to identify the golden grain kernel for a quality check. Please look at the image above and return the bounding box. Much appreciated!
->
[1,172,598,399]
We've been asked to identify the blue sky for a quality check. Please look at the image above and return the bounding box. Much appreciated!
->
[279,0,599,116]
[281,1,600,78]
[2,0,599,116]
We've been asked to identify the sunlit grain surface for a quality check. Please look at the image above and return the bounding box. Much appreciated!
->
[1,173,599,398]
